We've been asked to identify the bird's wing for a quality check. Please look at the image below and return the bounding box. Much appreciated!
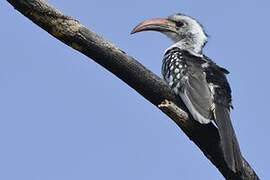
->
[178,58,214,124]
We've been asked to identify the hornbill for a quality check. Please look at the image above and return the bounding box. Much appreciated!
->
[131,13,243,172]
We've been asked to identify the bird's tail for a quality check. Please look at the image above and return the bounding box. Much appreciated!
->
[214,105,243,172]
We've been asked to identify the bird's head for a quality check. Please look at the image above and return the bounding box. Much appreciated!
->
[131,13,208,54]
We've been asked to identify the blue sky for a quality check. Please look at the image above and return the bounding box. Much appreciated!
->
[1,0,269,179]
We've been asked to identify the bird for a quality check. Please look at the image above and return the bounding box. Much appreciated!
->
[131,13,243,172]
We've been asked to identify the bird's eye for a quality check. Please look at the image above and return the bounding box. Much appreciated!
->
[175,21,184,27]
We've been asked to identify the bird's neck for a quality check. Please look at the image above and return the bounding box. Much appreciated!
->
[166,33,207,56]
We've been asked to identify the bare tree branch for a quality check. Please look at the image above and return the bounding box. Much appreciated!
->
[6,0,259,179]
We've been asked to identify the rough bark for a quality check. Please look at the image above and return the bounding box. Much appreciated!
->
[6,0,259,179]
